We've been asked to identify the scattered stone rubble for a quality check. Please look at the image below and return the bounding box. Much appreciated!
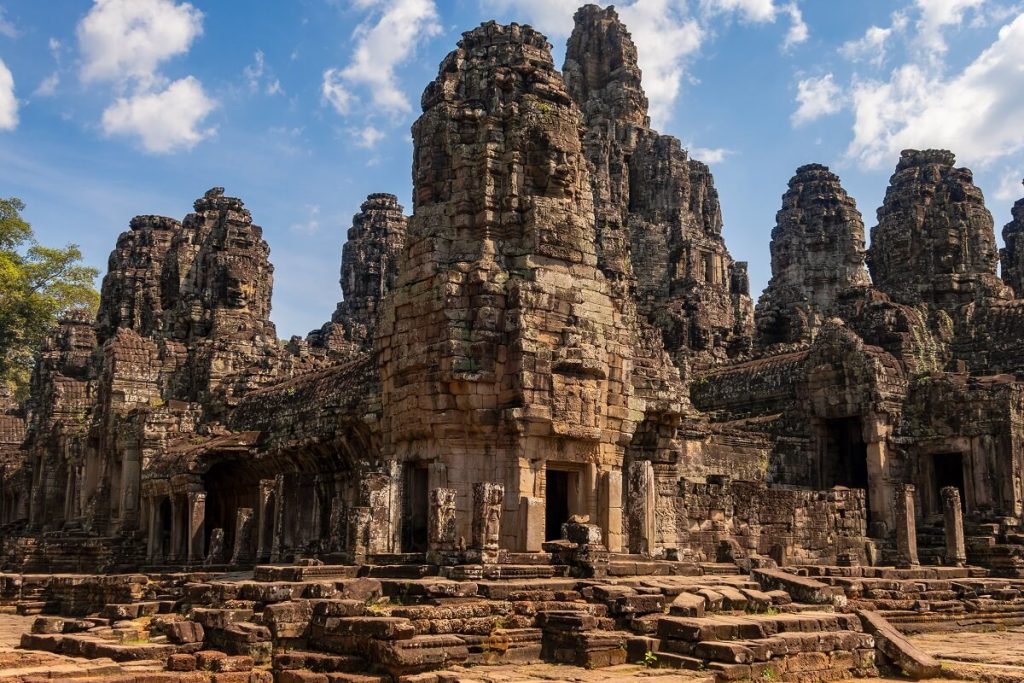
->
[2,3,1024,682]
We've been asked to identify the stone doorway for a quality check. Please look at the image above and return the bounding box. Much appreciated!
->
[157,498,172,562]
[927,452,966,515]
[821,417,871,519]
[545,468,572,541]
[401,464,429,553]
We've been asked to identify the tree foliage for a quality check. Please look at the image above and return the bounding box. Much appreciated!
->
[0,197,99,399]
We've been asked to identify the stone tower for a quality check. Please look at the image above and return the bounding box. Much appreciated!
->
[868,150,1011,312]
[1000,184,1024,297]
[377,20,688,552]
[564,4,753,367]
[756,164,870,346]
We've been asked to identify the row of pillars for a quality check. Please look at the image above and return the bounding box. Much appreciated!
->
[145,491,207,564]
[894,483,967,568]
[428,482,504,564]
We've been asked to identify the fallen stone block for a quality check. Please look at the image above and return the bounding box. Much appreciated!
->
[858,609,941,680]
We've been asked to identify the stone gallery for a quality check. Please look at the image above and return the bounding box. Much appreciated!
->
[1,5,1024,682]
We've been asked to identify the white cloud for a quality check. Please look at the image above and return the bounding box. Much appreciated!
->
[914,0,984,59]
[290,204,321,235]
[322,68,353,115]
[702,0,778,23]
[479,0,579,38]
[78,0,203,88]
[995,167,1024,201]
[101,76,216,153]
[847,13,1024,169]
[841,24,897,67]
[34,72,60,98]
[618,1,704,126]
[690,146,733,164]
[326,0,442,117]
[782,2,808,50]
[243,50,283,96]
[0,7,17,38]
[353,125,386,148]
[0,59,17,130]
[792,73,843,126]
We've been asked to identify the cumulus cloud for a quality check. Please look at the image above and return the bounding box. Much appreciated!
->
[782,2,808,50]
[353,125,386,148]
[915,0,984,58]
[0,7,17,38]
[847,13,1024,168]
[690,146,733,164]
[0,59,17,130]
[77,0,214,154]
[78,0,203,88]
[323,0,441,118]
[34,72,60,98]
[702,0,777,23]
[840,21,902,67]
[617,1,704,126]
[322,68,353,115]
[792,73,843,126]
[101,76,215,153]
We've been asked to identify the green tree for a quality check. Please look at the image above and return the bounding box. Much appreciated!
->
[0,197,99,399]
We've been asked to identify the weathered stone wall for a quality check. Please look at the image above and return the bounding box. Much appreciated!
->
[676,478,868,565]
[1000,189,1024,296]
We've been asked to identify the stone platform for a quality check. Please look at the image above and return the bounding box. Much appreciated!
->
[3,562,1024,682]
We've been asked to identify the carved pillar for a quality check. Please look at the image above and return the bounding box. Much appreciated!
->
[270,474,285,562]
[520,496,545,552]
[471,482,503,564]
[255,478,275,562]
[364,471,394,555]
[328,495,344,553]
[348,507,370,562]
[187,491,206,563]
[941,486,967,567]
[146,496,159,563]
[231,507,256,565]
[895,483,919,568]
[170,495,183,562]
[427,487,457,564]
[627,461,656,555]
[600,469,623,552]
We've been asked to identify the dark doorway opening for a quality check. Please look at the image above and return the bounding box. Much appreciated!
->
[932,452,965,512]
[546,469,570,541]
[823,417,870,520]
[158,497,172,561]
[401,464,429,553]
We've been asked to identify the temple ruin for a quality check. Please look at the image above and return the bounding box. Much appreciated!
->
[2,5,1024,682]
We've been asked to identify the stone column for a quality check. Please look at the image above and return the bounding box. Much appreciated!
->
[328,495,345,554]
[472,482,503,563]
[146,496,159,563]
[520,496,544,552]
[941,486,967,567]
[187,491,206,563]
[894,483,919,568]
[348,506,371,562]
[270,474,285,562]
[231,507,256,565]
[364,472,394,555]
[427,487,458,564]
[255,479,275,562]
[599,470,623,552]
[170,495,183,562]
[627,461,656,555]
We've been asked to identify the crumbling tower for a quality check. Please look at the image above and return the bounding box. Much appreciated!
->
[1000,183,1024,297]
[564,4,753,367]
[756,164,870,346]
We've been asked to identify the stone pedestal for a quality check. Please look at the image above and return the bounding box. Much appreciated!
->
[427,487,458,565]
[895,484,919,568]
[520,496,545,552]
[599,470,623,552]
[627,461,656,555]
[230,507,256,565]
[471,482,503,564]
[941,486,967,567]
[206,528,225,566]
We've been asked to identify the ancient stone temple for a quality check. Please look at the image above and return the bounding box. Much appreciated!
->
[2,4,1024,682]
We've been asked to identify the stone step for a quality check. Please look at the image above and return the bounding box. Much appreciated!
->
[656,611,860,643]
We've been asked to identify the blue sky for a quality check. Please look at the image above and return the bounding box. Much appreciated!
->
[1,0,1023,338]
